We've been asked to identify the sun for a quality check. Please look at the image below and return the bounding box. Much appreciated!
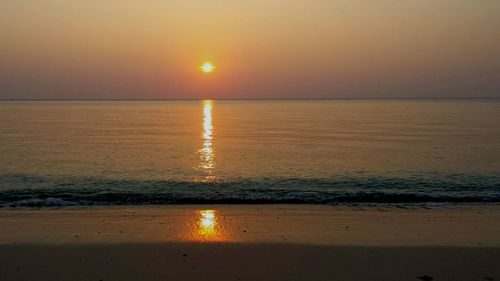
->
[200,62,215,73]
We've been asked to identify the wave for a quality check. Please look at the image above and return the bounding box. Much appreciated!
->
[1,173,500,207]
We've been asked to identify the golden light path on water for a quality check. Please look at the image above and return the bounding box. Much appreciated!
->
[190,103,224,241]
[198,100,215,182]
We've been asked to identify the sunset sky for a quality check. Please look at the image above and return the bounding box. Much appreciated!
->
[1,0,499,99]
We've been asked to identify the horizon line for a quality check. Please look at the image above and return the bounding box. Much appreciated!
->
[1,97,500,102]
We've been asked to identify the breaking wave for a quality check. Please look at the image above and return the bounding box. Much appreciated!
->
[1,173,499,207]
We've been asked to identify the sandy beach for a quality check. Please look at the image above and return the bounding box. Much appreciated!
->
[1,205,499,281]
[2,0,500,278]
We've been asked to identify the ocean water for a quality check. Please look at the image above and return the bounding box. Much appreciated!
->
[1,99,499,206]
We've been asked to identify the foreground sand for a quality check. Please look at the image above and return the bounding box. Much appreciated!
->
[0,205,499,280]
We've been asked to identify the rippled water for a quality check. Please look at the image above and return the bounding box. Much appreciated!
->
[1,99,499,206]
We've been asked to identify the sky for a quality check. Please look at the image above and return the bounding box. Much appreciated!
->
[1,0,499,99]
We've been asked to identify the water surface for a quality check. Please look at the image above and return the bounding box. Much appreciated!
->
[1,99,499,206]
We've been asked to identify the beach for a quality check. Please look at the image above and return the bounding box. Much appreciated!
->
[2,0,500,279]
[1,205,499,281]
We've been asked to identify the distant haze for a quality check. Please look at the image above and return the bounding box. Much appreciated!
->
[1,0,499,99]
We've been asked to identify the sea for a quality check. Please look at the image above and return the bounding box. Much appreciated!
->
[1,99,499,207]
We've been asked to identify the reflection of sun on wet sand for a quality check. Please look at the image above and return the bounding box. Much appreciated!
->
[199,210,216,234]
[1,205,500,281]
[188,209,228,242]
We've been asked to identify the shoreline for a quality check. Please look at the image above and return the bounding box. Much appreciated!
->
[1,204,499,280]
[1,204,500,246]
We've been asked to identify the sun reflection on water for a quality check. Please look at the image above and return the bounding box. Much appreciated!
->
[198,100,216,182]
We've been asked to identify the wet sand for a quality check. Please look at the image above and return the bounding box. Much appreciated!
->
[1,205,500,280]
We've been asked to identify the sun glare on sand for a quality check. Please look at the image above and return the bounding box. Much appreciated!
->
[186,209,228,242]
[200,62,215,73]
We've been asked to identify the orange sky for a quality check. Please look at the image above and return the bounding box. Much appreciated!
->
[1,0,499,99]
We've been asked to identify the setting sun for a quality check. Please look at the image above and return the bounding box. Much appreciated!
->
[1,1,499,280]
[200,62,215,73]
